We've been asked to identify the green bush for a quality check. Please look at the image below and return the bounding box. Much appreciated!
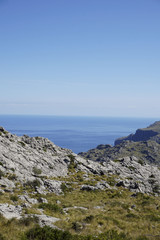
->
[68,154,77,171]
[19,216,39,226]
[84,215,94,223]
[38,203,63,213]
[22,226,133,240]
[0,233,5,240]
[10,195,18,202]
[33,167,42,175]
[0,170,4,179]
[8,174,17,181]
[61,183,68,192]
[18,141,26,147]
[146,214,160,222]
[136,237,149,240]
[24,179,41,189]
[153,184,160,193]
[43,147,47,152]
[23,226,72,240]
[72,221,83,232]
[138,160,144,165]
[67,154,75,161]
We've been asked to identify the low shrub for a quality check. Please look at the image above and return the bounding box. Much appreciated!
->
[22,226,72,240]
[61,183,68,192]
[138,160,144,165]
[153,184,160,193]
[8,174,17,181]
[0,170,4,179]
[84,215,94,223]
[72,221,84,232]
[68,155,77,171]
[24,179,41,189]
[10,195,18,202]
[38,203,63,213]
[18,141,26,147]
[136,237,149,240]
[43,147,47,152]
[22,226,133,240]
[19,215,39,226]
[0,233,5,240]
[33,167,42,175]
[67,154,75,161]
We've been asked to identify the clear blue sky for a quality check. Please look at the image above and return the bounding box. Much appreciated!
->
[0,0,160,117]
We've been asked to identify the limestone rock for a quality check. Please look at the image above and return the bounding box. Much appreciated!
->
[0,178,15,190]
[29,214,59,228]
[43,180,62,195]
[0,204,22,219]
[38,197,48,204]
[18,195,38,204]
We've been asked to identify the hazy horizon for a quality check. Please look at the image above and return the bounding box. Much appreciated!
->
[1,0,160,118]
[0,114,159,121]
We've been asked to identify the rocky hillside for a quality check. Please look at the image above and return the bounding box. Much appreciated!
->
[79,140,160,166]
[0,126,160,239]
[79,121,160,166]
[115,121,160,145]
[0,126,160,196]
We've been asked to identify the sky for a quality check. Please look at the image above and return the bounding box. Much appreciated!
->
[0,0,160,117]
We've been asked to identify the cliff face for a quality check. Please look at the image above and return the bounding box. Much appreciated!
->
[115,121,160,145]
[79,122,160,167]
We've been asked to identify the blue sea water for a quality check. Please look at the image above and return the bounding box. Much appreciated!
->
[0,115,158,153]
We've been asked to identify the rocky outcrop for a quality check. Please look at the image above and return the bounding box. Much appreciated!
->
[0,204,22,219]
[104,156,160,195]
[79,140,160,166]
[0,129,72,181]
[0,203,59,228]
[115,121,160,145]
[29,214,60,228]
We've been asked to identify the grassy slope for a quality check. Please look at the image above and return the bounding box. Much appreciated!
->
[0,171,160,240]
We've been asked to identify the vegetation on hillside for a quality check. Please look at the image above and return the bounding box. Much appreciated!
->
[0,171,160,240]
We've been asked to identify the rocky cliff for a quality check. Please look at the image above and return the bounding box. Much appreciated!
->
[115,121,160,145]
[80,121,160,166]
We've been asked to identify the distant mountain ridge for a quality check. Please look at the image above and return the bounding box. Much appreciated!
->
[115,121,160,145]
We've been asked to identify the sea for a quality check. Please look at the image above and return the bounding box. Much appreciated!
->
[0,115,158,154]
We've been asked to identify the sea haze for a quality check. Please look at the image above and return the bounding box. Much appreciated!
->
[0,115,158,153]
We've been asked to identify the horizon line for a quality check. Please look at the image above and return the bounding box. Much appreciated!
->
[0,113,159,119]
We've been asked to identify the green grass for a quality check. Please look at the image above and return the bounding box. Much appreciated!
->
[0,171,160,239]
[38,203,63,213]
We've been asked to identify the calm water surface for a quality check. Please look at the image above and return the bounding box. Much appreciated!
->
[0,115,158,153]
